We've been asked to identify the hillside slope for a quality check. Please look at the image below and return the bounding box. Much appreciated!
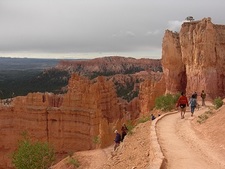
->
[51,121,152,169]
[51,102,225,169]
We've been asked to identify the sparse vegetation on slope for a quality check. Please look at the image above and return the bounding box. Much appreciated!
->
[12,132,55,169]
[213,97,223,109]
[155,93,180,111]
[197,110,213,124]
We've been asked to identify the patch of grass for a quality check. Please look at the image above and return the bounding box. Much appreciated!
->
[205,110,213,115]
[67,157,80,168]
[12,132,55,169]
[213,97,223,109]
[155,93,180,112]
[197,110,213,124]
[92,135,101,145]
[197,114,208,124]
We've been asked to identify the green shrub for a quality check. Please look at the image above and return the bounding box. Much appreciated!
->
[205,110,213,115]
[12,134,55,169]
[93,135,101,144]
[213,97,223,109]
[197,110,213,124]
[155,93,179,111]
[67,157,80,168]
[197,114,209,124]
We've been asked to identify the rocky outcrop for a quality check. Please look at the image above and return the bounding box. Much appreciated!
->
[0,74,129,169]
[0,70,164,168]
[139,75,166,116]
[54,56,163,102]
[162,17,225,99]
[162,30,186,94]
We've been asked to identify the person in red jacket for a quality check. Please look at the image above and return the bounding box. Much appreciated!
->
[176,92,189,119]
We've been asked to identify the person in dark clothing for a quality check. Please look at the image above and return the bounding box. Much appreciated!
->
[121,124,128,142]
[189,94,197,117]
[151,114,156,121]
[201,90,206,106]
[114,130,121,151]
[193,92,197,99]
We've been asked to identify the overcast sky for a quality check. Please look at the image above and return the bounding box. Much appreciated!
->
[0,0,224,59]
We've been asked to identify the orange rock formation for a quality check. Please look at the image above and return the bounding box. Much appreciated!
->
[162,17,225,99]
[0,74,143,168]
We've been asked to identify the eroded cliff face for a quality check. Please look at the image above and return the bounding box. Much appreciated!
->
[0,69,164,168]
[162,30,186,94]
[139,75,166,116]
[162,17,225,99]
[0,74,130,169]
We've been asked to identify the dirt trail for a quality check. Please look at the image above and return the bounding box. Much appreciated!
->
[156,106,225,169]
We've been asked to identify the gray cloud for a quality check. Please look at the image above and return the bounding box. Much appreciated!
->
[0,0,225,59]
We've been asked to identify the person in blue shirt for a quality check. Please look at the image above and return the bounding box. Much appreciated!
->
[114,130,121,151]
[189,94,197,116]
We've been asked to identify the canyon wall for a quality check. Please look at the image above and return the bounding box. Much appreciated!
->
[162,17,225,99]
[0,74,131,168]
[0,71,163,168]
[139,75,166,116]
[161,30,186,94]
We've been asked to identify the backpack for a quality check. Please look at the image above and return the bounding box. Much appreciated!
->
[190,98,197,107]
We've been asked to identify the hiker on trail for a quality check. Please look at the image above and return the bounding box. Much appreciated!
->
[151,114,156,121]
[176,92,189,119]
[189,94,197,117]
[193,92,197,99]
[201,90,206,106]
[114,130,121,151]
[121,124,128,142]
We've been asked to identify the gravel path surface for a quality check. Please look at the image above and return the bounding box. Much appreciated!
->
[156,107,225,169]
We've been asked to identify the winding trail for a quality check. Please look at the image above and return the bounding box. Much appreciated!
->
[156,106,225,169]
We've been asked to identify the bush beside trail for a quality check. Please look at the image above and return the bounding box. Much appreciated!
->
[155,93,180,112]
[12,133,55,169]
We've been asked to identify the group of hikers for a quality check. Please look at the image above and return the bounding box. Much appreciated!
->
[114,123,128,151]
[176,90,206,119]
[113,90,206,150]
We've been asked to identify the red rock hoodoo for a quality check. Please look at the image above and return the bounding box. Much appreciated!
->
[162,17,225,99]
[0,70,163,169]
